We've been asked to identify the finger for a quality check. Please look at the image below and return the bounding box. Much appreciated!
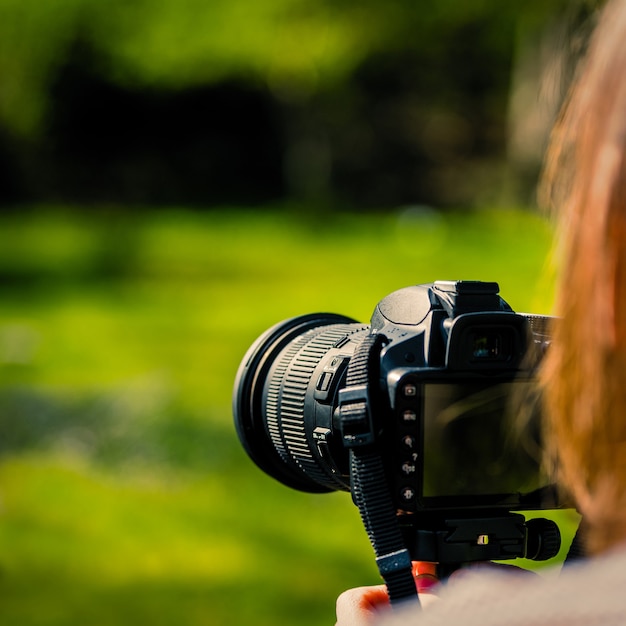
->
[335,585,390,626]
[412,561,440,596]
[412,561,438,578]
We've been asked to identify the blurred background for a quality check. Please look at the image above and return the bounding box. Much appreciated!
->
[0,1,596,624]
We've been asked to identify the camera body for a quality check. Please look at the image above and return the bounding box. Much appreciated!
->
[234,281,560,566]
[345,280,551,511]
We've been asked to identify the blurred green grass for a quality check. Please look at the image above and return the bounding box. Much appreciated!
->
[0,206,572,626]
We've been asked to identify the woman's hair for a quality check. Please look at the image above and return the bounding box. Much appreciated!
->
[540,0,626,554]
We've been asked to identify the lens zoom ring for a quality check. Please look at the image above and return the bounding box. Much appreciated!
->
[266,324,365,487]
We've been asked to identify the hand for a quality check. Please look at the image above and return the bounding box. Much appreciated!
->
[335,562,440,626]
[335,561,537,626]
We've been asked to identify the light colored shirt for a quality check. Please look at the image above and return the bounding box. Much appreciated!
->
[382,547,626,625]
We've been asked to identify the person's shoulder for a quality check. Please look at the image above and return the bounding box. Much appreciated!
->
[383,547,626,626]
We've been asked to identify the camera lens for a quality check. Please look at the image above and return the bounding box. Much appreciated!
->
[233,314,369,493]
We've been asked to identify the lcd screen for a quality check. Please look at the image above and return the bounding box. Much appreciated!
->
[422,382,545,499]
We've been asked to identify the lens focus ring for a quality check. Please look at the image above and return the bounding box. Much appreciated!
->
[265,324,367,489]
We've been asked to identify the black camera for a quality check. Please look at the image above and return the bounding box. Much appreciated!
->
[234,281,562,598]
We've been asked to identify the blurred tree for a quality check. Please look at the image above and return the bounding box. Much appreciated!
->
[0,0,604,208]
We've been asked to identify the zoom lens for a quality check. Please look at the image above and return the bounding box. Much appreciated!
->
[233,314,369,493]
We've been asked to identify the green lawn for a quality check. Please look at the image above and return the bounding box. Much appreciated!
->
[0,206,573,625]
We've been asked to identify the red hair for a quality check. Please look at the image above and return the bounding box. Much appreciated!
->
[541,0,626,553]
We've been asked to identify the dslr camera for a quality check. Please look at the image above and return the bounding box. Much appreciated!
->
[234,281,562,596]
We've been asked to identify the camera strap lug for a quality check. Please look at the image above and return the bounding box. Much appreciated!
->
[338,385,374,447]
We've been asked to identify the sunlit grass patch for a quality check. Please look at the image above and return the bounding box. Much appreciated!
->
[0,453,374,626]
[0,205,558,625]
